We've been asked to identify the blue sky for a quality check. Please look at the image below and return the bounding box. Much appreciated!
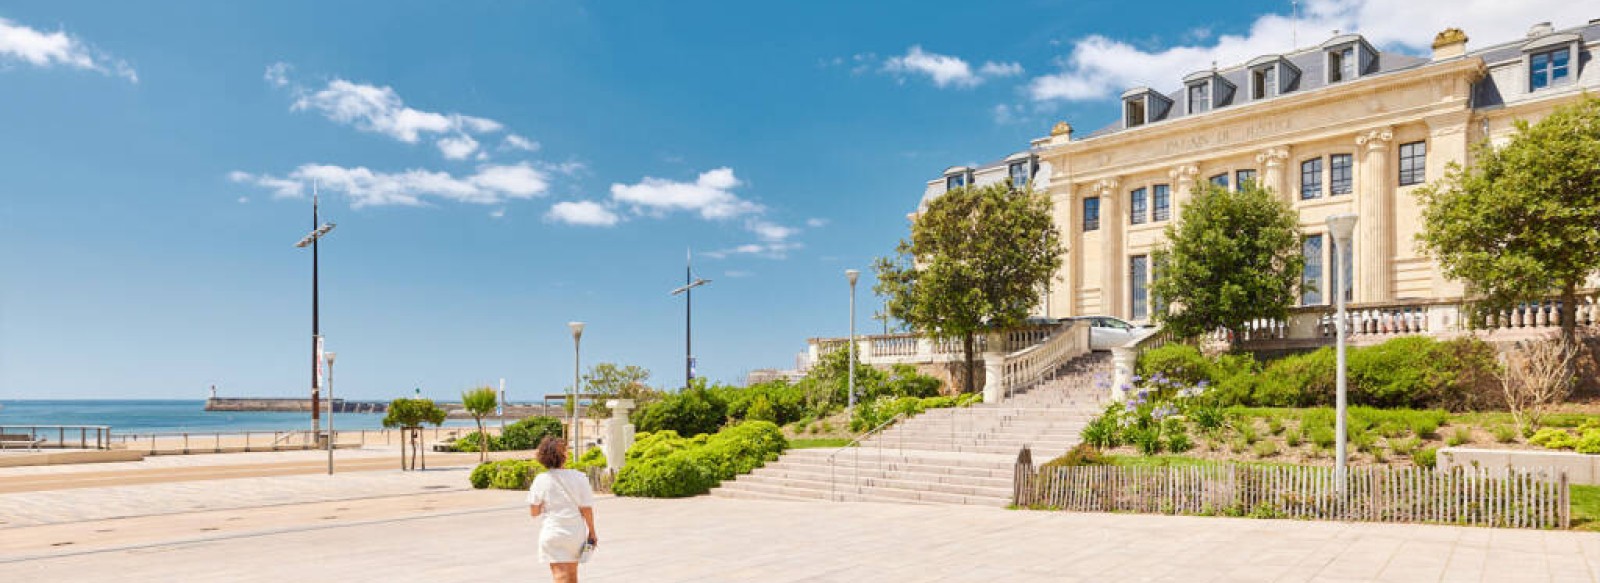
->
[0,1,1587,400]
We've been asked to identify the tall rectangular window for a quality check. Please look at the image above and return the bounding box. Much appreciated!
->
[1209,173,1229,190]
[1398,141,1426,186]
[1329,47,1355,83]
[1130,187,1148,225]
[1236,169,1258,189]
[1530,48,1572,90]
[1126,99,1146,127]
[1083,197,1100,231]
[1302,234,1324,305]
[1008,162,1029,189]
[1130,255,1149,320]
[1329,154,1353,195]
[1300,158,1323,200]
[1253,66,1276,99]
[946,174,966,190]
[1188,83,1210,114]
[1152,184,1171,222]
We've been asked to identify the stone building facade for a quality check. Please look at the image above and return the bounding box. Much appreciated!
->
[921,21,1600,325]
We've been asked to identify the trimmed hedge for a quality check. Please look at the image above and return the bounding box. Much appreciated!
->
[632,383,727,437]
[612,420,787,498]
[1136,336,1500,411]
[470,459,546,490]
[454,416,565,452]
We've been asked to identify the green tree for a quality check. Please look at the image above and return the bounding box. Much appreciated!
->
[461,387,497,463]
[581,363,657,419]
[1416,96,1600,360]
[1150,181,1304,341]
[382,398,446,471]
[874,182,1063,393]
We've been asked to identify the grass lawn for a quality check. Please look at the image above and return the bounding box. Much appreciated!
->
[1572,485,1600,532]
[787,438,853,449]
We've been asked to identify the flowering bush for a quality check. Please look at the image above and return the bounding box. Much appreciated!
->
[1080,371,1224,456]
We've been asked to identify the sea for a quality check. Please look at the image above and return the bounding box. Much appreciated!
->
[0,400,477,435]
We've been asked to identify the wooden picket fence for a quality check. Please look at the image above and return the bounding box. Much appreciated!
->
[1014,462,1570,530]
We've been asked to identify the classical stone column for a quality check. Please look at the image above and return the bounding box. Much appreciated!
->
[1255,147,1290,201]
[1355,126,1395,303]
[1168,164,1198,216]
[1095,178,1123,317]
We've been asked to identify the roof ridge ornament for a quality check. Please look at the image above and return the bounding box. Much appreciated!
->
[1432,27,1468,49]
[1050,121,1073,137]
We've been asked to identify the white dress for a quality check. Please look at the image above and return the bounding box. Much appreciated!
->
[527,469,596,564]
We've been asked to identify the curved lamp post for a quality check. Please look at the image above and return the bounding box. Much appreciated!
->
[568,322,585,454]
[1327,213,1358,489]
[846,269,860,416]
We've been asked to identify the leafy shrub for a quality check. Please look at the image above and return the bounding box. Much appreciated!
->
[1448,426,1472,447]
[1043,443,1108,467]
[570,446,607,472]
[1267,418,1285,435]
[469,459,546,490]
[453,430,501,453]
[850,395,971,432]
[1309,426,1336,449]
[880,364,943,399]
[719,380,807,425]
[1531,428,1578,450]
[1129,426,1163,456]
[1252,349,1335,407]
[1238,422,1259,445]
[500,416,565,451]
[1167,430,1193,453]
[1493,425,1519,443]
[1229,438,1248,454]
[613,420,787,498]
[1081,406,1122,449]
[745,395,777,423]
[1137,344,1212,385]
[1188,403,1226,431]
[1253,440,1278,458]
[1388,437,1420,457]
[1285,431,1301,447]
[1416,447,1438,469]
[633,382,728,437]
[1575,430,1600,455]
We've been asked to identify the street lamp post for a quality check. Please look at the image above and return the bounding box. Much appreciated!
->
[1327,214,1358,489]
[325,350,337,475]
[669,251,711,390]
[569,322,585,454]
[846,270,859,416]
[294,184,336,436]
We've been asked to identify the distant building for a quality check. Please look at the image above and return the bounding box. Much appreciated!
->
[919,21,1600,325]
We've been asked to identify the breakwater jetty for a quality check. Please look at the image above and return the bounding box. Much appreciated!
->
[205,398,388,413]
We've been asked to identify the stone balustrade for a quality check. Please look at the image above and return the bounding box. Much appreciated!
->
[803,323,1058,371]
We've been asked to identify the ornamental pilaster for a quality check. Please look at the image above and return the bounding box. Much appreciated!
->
[1354,127,1394,303]
[1168,164,1199,212]
[1255,147,1290,201]
[1093,178,1124,317]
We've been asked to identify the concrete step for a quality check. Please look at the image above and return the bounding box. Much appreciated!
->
[747,465,1015,489]
[711,477,1009,506]
[764,458,1017,479]
[735,472,1013,499]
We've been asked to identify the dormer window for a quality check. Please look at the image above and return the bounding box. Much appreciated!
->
[1121,88,1172,128]
[1329,46,1355,82]
[1246,55,1297,100]
[1524,32,1580,92]
[1188,83,1210,114]
[946,173,966,190]
[1008,161,1030,188]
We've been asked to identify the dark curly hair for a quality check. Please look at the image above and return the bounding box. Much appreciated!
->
[536,436,567,469]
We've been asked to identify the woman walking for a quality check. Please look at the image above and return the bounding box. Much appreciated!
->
[528,436,598,583]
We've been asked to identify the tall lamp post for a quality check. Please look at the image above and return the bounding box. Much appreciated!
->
[324,350,336,475]
[294,185,336,436]
[1327,214,1358,489]
[846,270,860,416]
[669,251,711,390]
[568,322,585,454]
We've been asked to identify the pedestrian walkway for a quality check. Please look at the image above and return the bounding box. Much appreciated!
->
[2,492,1595,582]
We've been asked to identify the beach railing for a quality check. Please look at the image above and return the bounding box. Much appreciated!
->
[109,427,467,455]
[0,425,112,451]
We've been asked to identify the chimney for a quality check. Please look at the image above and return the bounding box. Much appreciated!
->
[1431,28,1468,61]
[1050,121,1073,141]
[1527,22,1554,38]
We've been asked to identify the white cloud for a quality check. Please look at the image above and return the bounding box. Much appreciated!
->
[503,134,540,152]
[724,270,753,278]
[0,16,136,82]
[883,46,981,88]
[230,162,550,208]
[805,218,829,228]
[436,134,479,160]
[490,208,506,219]
[702,242,802,260]
[263,62,291,87]
[610,167,763,220]
[746,219,798,242]
[978,61,1024,77]
[1029,0,1592,102]
[546,200,621,227]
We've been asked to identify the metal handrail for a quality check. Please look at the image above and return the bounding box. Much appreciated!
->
[0,425,112,451]
[827,411,908,502]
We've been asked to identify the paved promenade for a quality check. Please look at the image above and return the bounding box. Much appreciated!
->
[1,461,1596,582]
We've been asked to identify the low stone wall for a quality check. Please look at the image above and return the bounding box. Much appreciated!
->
[0,449,145,468]
[1436,447,1600,485]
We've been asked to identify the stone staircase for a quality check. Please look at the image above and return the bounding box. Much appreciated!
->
[711,352,1111,506]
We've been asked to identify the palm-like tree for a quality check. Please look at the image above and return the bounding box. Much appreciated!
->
[462,387,498,462]
[382,398,447,470]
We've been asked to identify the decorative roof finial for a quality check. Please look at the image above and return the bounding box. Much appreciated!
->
[1432,27,1468,49]
[1050,121,1073,137]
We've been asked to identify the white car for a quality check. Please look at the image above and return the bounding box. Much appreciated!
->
[1070,316,1156,351]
